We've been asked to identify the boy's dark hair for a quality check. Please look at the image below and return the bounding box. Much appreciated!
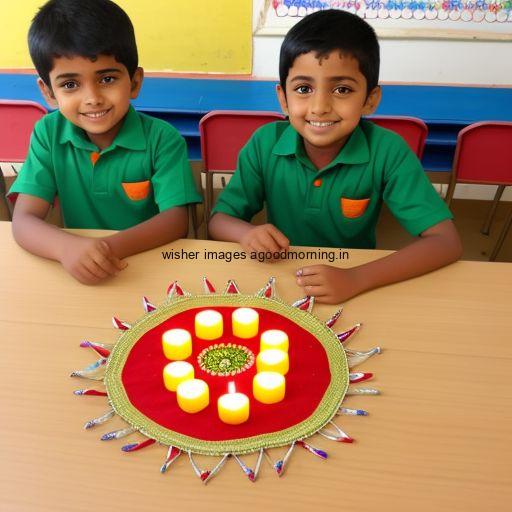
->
[279,9,379,95]
[28,0,138,86]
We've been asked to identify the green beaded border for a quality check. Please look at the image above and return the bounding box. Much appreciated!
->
[105,295,349,456]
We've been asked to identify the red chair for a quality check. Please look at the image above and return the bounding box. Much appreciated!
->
[445,121,512,261]
[368,115,428,158]
[0,100,47,219]
[199,110,285,227]
[0,100,47,161]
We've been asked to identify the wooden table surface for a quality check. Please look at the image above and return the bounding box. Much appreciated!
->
[1,221,511,512]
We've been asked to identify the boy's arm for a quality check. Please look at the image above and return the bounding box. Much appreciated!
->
[105,206,189,258]
[296,219,462,304]
[12,194,126,284]
[209,213,289,255]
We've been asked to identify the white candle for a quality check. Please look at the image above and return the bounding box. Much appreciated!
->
[232,307,259,339]
[260,329,289,352]
[162,329,192,360]
[217,382,250,425]
[253,371,286,404]
[195,309,223,340]
[176,379,209,413]
[256,349,289,375]
[163,361,194,392]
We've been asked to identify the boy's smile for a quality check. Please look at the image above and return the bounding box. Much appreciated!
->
[277,50,381,169]
[38,54,143,150]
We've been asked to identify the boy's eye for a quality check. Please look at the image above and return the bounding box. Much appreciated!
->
[101,76,116,84]
[334,86,352,95]
[294,85,312,94]
[61,81,78,90]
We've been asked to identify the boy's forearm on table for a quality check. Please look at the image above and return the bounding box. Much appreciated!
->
[12,212,73,262]
[208,213,253,243]
[105,206,190,258]
[350,227,463,295]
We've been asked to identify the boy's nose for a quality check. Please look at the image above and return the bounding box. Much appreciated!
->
[83,85,104,106]
[310,91,331,115]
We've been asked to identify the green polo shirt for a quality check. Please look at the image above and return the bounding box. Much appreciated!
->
[9,106,202,230]
[212,120,452,249]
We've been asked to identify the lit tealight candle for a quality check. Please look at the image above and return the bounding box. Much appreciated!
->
[260,329,289,352]
[253,371,286,404]
[163,361,194,392]
[232,308,259,339]
[256,349,289,375]
[176,379,209,413]
[217,382,250,425]
[195,310,223,340]
[162,329,192,360]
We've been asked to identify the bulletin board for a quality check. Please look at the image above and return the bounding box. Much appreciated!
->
[255,0,512,40]
[0,0,253,74]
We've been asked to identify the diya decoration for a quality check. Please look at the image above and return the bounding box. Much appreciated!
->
[72,277,381,484]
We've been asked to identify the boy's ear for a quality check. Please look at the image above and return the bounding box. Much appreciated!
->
[130,67,144,99]
[37,78,58,109]
[276,84,289,116]
[362,85,382,116]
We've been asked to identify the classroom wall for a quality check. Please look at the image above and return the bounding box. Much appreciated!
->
[0,0,252,74]
[3,1,510,83]
[252,2,512,85]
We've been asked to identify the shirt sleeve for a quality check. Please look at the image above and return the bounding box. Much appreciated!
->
[7,118,57,204]
[211,131,266,221]
[150,124,202,212]
[383,136,453,236]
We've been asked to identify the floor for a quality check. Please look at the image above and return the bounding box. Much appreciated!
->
[376,199,512,263]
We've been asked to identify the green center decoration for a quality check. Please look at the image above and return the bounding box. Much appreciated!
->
[197,343,255,376]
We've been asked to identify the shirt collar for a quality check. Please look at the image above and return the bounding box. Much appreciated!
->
[58,105,146,152]
[272,122,370,170]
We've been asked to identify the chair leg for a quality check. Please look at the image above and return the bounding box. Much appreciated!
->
[188,204,199,239]
[445,176,457,208]
[0,174,11,221]
[204,172,214,240]
[489,203,512,262]
[481,185,505,236]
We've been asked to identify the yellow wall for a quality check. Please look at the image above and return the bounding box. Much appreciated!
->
[0,0,252,74]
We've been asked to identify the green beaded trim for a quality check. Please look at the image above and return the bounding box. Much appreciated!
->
[197,343,254,376]
[105,294,349,456]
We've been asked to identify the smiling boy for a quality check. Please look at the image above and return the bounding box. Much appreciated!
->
[9,0,201,284]
[209,9,462,304]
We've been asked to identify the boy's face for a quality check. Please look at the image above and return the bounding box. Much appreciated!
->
[277,50,381,166]
[38,54,143,150]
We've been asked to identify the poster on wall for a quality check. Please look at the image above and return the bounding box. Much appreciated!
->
[255,0,512,39]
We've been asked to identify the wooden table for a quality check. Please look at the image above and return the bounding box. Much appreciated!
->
[1,221,511,511]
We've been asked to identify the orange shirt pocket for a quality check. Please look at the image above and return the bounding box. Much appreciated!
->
[122,180,151,201]
[341,197,370,219]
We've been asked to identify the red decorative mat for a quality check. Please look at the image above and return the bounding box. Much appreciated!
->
[73,277,381,483]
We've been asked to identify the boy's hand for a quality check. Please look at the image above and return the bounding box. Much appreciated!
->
[60,237,127,285]
[296,264,365,304]
[240,224,290,261]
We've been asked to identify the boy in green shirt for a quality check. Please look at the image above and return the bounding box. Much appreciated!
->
[10,0,201,284]
[209,9,461,305]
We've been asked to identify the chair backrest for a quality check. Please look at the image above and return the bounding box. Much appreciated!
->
[0,100,47,162]
[452,121,512,185]
[200,110,285,172]
[368,115,428,159]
